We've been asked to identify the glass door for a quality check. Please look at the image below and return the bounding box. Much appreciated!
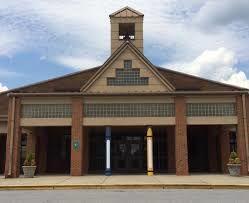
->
[112,134,145,173]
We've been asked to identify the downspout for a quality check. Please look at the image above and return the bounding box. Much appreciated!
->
[8,97,15,176]
[242,94,249,173]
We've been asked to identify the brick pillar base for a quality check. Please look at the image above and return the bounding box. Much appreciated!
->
[5,97,21,178]
[236,95,248,175]
[71,97,84,176]
[208,126,218,172]
[175,96,189,176]
[166,126,175,173]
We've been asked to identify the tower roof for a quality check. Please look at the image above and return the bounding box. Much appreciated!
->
[109,6,144,17]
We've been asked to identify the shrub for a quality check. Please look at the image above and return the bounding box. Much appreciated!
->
[23,152,36,166]
[228,151,241,164]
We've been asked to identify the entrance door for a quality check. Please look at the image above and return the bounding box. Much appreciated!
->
[112,128,146,173]
[153,127,167,173]
[46,127,71,174]
[0,135,6,174]
[88,127,105,173]
[188,126,209,172]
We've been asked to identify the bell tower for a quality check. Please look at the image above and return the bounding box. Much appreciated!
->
[109,6,144,54]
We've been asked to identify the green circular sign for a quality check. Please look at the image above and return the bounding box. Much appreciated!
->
[73,140,80,151]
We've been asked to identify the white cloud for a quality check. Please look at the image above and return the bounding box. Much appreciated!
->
[0,83,8,92]
[0,0,249,85]
[0,31,22,57]
[1,1,249,61]
[55,56,102,70]
[0,68,21,77]
[163,47,249,88]
[223,71,249,89]
[194,0,249,29]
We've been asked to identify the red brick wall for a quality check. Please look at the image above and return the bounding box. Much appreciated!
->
[4,97,21,178]
[246,95,249,174]
[236,95,248,175]
[174,96,189,175]
[246,94,249,154]
[4,98,12,177]
[26,129,36,155]
[219,126,230,173]
[71,97,84,176]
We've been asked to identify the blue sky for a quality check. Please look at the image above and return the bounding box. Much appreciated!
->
[1,0,249,91]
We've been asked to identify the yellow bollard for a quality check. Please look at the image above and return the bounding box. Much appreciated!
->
[147,127,154,176]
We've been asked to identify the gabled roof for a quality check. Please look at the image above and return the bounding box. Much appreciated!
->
[109,6,144,17]
[0,66,246,116]
[0,67,98,95]
[0,54,247,115]
[80,40,175,92]
[0,61,245,98]
[157,67,247,91]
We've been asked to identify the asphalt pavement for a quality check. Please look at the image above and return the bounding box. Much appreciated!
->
[0,189,249,203]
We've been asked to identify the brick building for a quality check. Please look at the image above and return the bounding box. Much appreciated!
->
[0,7,249,178]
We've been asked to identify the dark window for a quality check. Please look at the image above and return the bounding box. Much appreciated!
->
[83,103,175,117]
[124,60,132,69]
[186,103,236,117]
[119,23,135,40]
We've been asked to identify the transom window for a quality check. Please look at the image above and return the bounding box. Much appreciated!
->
[187,103,236,117]
[84,103,175,117]
[21,104,72,118]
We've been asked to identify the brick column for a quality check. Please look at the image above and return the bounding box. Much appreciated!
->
[71,97,84,176]
[207,126,218,172]
[236,95,248,175]
[166,126,175,173]
[174,96,189,175]
[246,95,249,141]
[26,128,36,155]
[219,126,230,173]
[5,97,22,178]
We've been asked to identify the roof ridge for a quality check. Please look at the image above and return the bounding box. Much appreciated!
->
[109,6,144,17]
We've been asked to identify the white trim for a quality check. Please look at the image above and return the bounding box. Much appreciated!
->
[83,117,175,126]
[20,118,72,126]
[83,96,174,103]
[21,97,72,104]
[187,116,238,125]
[186,96,236,103]
[106,139,111,169]
[147,136,153,170]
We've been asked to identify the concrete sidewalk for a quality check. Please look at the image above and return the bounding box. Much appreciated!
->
[0,174,249,190]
